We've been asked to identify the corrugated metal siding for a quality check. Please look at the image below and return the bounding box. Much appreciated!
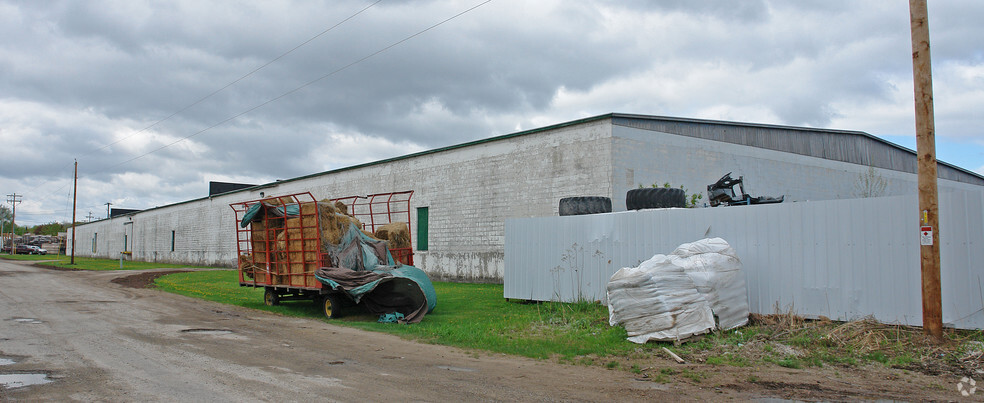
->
[612,115,984,186]
[504,190,984,329]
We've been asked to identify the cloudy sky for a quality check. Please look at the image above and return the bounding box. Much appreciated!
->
[1,0,981,226]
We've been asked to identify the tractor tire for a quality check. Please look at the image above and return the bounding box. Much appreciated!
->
[626,188,687,210]
[559,196,612,216]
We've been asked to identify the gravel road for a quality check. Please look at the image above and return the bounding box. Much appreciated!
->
[0,259,691,401]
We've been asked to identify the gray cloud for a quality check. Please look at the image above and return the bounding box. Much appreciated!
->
[1,0,981,225]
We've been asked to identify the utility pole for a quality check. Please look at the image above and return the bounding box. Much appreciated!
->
[105,202,112,219]
[909,0,942,341]
[71,160,78,264]
[6,193,21,255]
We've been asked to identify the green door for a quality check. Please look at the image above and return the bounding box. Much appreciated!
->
[416,207,428,251]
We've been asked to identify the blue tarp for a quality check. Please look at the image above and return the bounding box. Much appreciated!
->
[314,224,437,323]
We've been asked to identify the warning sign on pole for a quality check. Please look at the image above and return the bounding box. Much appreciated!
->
[920,226,933,246]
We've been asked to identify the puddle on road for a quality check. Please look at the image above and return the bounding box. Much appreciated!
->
[436,365,476,372]
[180,328,233,335]
[0,373,53,389]
[11,318,43,324]
[0,358,16,365]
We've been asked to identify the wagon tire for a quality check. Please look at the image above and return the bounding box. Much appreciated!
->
[559,196,612,216]
[322,294,341,319]
[263,288,280,306]
[626,188,687,210]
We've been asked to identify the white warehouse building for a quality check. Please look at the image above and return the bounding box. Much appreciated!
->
[68,113,984,282]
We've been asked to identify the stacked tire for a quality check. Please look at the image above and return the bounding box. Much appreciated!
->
[625,188,686,210]
[559,196,612,216]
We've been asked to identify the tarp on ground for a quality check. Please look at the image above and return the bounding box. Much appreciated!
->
[315,224,436,324]
[607,237,749,343]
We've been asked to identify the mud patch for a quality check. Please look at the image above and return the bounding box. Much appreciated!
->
[112,270,191,288]
[33,263,82,271]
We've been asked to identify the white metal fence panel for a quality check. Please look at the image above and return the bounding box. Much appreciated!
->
[504,191,984,329]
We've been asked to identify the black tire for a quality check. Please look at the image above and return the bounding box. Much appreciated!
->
[626,188,687,210]
[321,294,341,319]
[263,288,280,306]
[558,196,612,216]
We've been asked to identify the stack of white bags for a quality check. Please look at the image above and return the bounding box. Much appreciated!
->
[607,238,749,344]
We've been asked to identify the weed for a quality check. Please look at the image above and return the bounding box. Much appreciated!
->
[630,364,642,374]
[605,361,619,369]
[681,369,706,383]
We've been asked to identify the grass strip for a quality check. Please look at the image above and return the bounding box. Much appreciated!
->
[152,270,984,374]
[1,254,215,271]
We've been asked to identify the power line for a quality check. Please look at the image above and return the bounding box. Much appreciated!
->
[25,0,494,219]
[106,0,494,170]
[25,1,385,204]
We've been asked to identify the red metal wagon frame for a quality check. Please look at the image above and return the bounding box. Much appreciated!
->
[230,191,414,292]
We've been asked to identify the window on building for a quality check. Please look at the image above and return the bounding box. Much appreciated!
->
[416,207,428,251]
[123,235,128,252]
[171,230,175,252]
[92,233,97,253]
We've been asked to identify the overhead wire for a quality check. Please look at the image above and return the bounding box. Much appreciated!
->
[105,0,494,171]
[24,0,386,221]
[33,0,495,225]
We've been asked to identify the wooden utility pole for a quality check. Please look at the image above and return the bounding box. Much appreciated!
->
[71,160,77,265]
[6,193,21,255]
[909,0,942,341]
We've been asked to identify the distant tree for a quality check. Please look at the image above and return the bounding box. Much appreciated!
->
[854,166,888,198]
[33,222,67,236]
[0,205,12,236]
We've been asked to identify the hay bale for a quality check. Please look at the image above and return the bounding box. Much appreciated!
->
[317,201,368,245]
[334,200,349,216]
[374,222,410,249]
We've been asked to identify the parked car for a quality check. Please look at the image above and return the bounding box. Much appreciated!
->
[15,245,46,255]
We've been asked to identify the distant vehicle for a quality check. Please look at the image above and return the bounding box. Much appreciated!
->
[12,245,47,255]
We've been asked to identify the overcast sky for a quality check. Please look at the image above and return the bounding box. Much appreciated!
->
[1,0,982,226]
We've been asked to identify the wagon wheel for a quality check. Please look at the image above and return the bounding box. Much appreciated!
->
[263,288,280,306]
[321,294,341,319]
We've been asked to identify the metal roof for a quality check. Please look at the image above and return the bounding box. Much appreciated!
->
[612,113,984,185]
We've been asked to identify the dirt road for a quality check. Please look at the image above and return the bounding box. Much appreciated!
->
[0,259,976,401]
[0,259,688,401]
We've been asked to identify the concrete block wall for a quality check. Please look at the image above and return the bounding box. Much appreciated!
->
[261,118,614,281]
[612,125,983,210]
[70,118,615,281]
[68,115,982,281]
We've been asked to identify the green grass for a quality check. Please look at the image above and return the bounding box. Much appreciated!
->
[1,254,216,271]
[149,269,984,376]
[154,270,634,359]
